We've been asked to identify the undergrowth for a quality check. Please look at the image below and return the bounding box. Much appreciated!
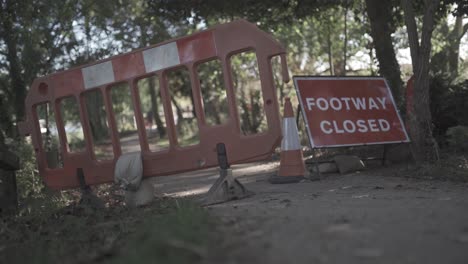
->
[381,151,468,182]
[0,197,220,264]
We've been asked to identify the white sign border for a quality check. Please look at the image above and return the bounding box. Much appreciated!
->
[293,76,410,149]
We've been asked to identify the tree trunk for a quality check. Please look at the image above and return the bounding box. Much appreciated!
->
[326,23,335,75]
[2,0,27,124]
[445,16,466,80]
[0,146,19,215]
[447,17,463,78]
[365,0,404,106]
[343,5,348,76]
[0,128,5,149]
[0,1,22,212]
[431,16,466,80]
[402,0,439,163]
[0,95,14,139]
[171,97,184,129]
[139,23,167,138]
[87,92,107,142]
[148,77,166,137]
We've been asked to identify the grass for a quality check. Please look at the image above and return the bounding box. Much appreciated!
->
[111,201,216,264]
[0,196,221,264]
[410,152,468,182]
[376,150,468,182]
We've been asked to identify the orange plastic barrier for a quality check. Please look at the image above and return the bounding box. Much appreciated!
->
[17,20,289,190]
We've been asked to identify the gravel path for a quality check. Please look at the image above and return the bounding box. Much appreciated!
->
[153,162,468,264]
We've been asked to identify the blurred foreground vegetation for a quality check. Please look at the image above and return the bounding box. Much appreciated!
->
[1,197,221,264]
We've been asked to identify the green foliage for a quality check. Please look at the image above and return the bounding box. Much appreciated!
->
[8,139,71,213]
[446,126,468,151]
[166,68,200,145]
[1,198,219,264]
[231,50,268,134]
[430,77,468,145]
[110,83,140,136]
[112,200,217,264]
[198,59,229,125]
[11,140,44,199]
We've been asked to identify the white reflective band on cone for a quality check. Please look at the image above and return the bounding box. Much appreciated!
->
[281,117,301,151]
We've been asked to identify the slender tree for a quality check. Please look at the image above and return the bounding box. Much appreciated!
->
[365,0,404,105]
[402,0,439,163]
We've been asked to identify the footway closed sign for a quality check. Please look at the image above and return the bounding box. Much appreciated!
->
[294,77,410,148]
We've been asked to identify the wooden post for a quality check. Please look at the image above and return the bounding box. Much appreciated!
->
[0,147,19,215]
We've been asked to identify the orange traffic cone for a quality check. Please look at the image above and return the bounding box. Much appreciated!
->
[269,97,306,184]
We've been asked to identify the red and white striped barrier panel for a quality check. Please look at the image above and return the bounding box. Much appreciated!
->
[18,20,289,190]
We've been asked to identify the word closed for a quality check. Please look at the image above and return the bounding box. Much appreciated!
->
[294,77,409,148]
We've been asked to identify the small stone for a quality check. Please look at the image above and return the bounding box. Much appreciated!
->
[325,223,352,233]
[354,248,383,258]
[311,162,339,173]
[333,155,365,174]
[352,194,369,199]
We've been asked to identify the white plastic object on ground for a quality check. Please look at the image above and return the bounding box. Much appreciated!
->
[114,151,154,206]
[114,151,143,191]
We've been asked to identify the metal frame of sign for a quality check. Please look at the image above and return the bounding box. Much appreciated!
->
[293,76,410,149]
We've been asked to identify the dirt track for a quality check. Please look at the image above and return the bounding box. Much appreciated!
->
[152,162,468,264]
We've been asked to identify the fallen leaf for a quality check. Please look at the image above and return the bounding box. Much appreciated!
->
[352,194,369,199]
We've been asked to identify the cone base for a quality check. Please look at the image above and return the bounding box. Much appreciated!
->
[268,175,304,184]
[278,150,306,177]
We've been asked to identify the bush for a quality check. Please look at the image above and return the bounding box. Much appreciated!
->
[430,76,468,147]
[9,139,71,214]
[445,126,468,152]
[10,139,44,199]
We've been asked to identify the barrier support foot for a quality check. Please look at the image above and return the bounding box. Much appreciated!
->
[77,168,104,209]
[201,143,253,206]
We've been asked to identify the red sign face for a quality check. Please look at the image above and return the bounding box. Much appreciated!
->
[294,77,410,148]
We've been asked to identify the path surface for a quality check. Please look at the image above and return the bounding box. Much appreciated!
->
[152,162,468,264]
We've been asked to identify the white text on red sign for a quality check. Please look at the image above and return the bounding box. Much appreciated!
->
[305,97,390,135]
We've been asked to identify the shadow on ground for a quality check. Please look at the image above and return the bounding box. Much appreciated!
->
[153,162,468,264]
